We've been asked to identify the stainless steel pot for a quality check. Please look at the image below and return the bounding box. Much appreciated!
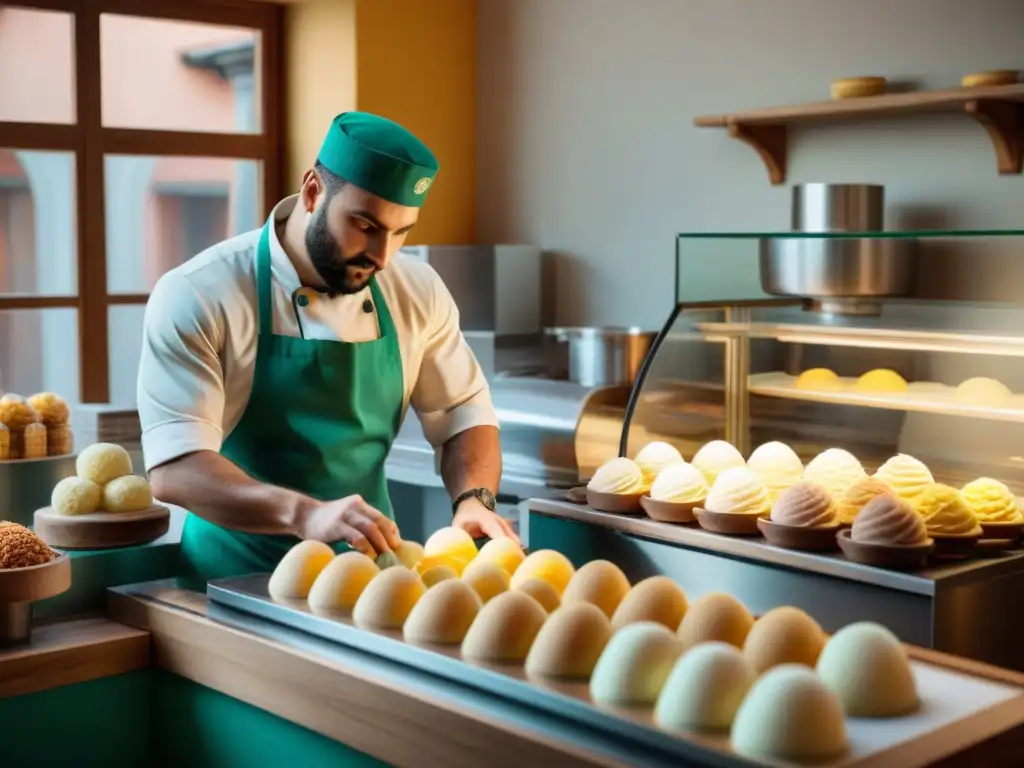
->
[791,183,884,232]
[546,327,655,387]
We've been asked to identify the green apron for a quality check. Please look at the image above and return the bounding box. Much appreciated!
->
[179,217,404,585]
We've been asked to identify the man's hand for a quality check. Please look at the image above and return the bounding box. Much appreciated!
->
[453,498,520,545]
[299,494,401,558]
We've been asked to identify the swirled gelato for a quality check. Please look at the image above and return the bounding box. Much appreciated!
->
[836,476,893,526]
[770,483,838,528]
[851,495,928,547]
[692,440,745,486]
[634,441,683,489]
[915,484,982,537]
[954,377,1012,406]
[960,477,1023,524]
[588,457,644,495]
[705,467,771,517]
[803,449,866,497]
[874,454,934,502]
[649,461,708,504]
[747,442,803,500]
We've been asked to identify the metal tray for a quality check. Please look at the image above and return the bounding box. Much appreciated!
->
[208,574,1024,768]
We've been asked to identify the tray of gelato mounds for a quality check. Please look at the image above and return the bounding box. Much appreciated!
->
[208,529,1024,768]
[579,439,1024,569]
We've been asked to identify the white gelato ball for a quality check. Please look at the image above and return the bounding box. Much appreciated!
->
[102,475,153,513]
[76,442,133,486]
[51,476,102,516]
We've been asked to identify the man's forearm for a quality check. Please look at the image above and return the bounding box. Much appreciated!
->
[439,425,501,500]
[149,450,313,537]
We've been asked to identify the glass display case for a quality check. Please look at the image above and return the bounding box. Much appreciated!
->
[619,229,1024,496]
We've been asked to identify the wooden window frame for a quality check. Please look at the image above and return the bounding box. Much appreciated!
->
[0,0,283,402]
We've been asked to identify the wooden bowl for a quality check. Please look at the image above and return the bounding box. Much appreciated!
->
[836,529,933,570]
[929,532,981,560]
[979,520,1024,546]
[640,496,700,524]
[585,489,643,515]
[34,505,171,550]
[693,508,762,536]
[757,518,841,552]
[0,551,71,604]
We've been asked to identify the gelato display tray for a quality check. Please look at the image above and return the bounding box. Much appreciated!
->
[208,574,1024,768]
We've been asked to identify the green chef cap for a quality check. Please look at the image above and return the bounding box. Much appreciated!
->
[316,111,439,208]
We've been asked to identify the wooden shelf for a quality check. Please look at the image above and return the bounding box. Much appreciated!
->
[694,83,1024,184]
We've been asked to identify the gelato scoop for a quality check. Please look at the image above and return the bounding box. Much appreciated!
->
[649,461,707,504]
[915,483,982,537]
[874,454,934,502]
[803,449,866,497]
[795,368,840,390]
[705,467,771,517]
[837,476,893,526]
[691,440,745,485]
[634,441,683,489]
[746,441,803,500]
[850,495,929,547]
[954,376,1012,406]
[961,477,1023,523]
[587,457,645,495]
[857,368,908,393]
[770,482,838,528]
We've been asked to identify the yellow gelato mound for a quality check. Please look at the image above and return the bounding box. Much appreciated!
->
[461,590,547,662]
[731,665,848,762]
[424,526,478,566]
[51,476,101,516]
[308,551,381,613]
[509,549,575,595]
[705,467,770,517]
[590,622,684,706]
[475,536,525,576]
[352,566,426,630]
[102,475,153,513]
[691,440,745,486]
[817,622,918,718]
[403,578,482,645]
[915,483,982,537]
[746,441,803,500]
[461,559,510,604]
[587,457,644,495]
[744,606,826,676]
[677,592,755,651]
[269,540,335,600]
[837,476,893,525]
[634,441,683,489]
[803,448,866,497]
[857,368,908,393]
[610,576,688,632]
[655,642,754,732]
[76,442,133,486]
[770,482,838,528]
[874,453,934,501]
[852,494,929,546]
[649,461,707,503]
[561,559,631,619]
[420,564,459,587]
[795,368,840,391]
[954,376,1012,406]
[514,577,561,613]
[961,477,1023,523]
[525,602,612,680]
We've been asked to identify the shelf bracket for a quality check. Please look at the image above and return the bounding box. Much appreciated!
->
[965,99,1024,175]
[727,122,788,185]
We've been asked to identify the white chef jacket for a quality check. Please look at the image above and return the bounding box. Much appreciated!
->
[137,195,498,473]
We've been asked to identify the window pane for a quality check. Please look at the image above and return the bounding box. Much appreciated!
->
[108,305,144,405]
[105,154,261,293]
[0,149,77,295]
[100,14,260,133]
[0,8,75,124]
[0,308,79,399]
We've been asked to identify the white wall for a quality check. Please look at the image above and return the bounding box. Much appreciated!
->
[476,0,1024,329]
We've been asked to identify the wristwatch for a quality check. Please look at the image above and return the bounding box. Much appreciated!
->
[452,487,497,516]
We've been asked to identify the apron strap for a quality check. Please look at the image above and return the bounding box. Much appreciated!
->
[255,221,275,337]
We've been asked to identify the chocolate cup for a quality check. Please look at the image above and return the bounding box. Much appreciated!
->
[640,496,700,524]
[757,518,841,552]
[836,529,934,570]
[979,520,1024,546]
[586,489,644,515]
[929,532,981,560]
[694,507,762,536]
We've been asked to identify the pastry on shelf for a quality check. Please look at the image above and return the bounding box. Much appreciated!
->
[404,578,481,646]
[561,559,630,619]
[641,461,707,523]
[352,566,426,630]
[953,376,1013,406]
[474,537,525,576]
[746,441,803,501]
[633,440,683,491]
[586,456,645,513]
[50,476,102,517]
[525,602,611,680]
[803,448,867,498]
[420,564,458,588]
[513,577,561,613]
[794,368,841,391]
[655,641,754,733]
[589,621,684,706]
[509,549,575,595]
[268,540,335,600]
[743,606,826,675]
[837,494,933,569]
[0,398,37,459]
[307,551,381,614]
[873,453,934,502]
[696,467,770,535]
[423,526,478,573]
[830,75,887,99]
[691,440,745,485]
[461,559,510,604]
[856,368,908,393]
[960,477,1024,542]
[76,442,133,486]
[461,589,547,663]
[914,483,982,558]
[0,521,55,569]
[758,482,840,551]
[677,592,754,651]
[961,69,1018,88]
[27,392,72,456]
[610,575,688,632]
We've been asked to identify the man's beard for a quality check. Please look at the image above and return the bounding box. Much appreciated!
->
[305,206,376,295]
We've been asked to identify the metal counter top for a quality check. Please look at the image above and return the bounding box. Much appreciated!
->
[527,498,1024,596]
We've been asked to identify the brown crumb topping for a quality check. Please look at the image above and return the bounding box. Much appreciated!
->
[0,521,54,568]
